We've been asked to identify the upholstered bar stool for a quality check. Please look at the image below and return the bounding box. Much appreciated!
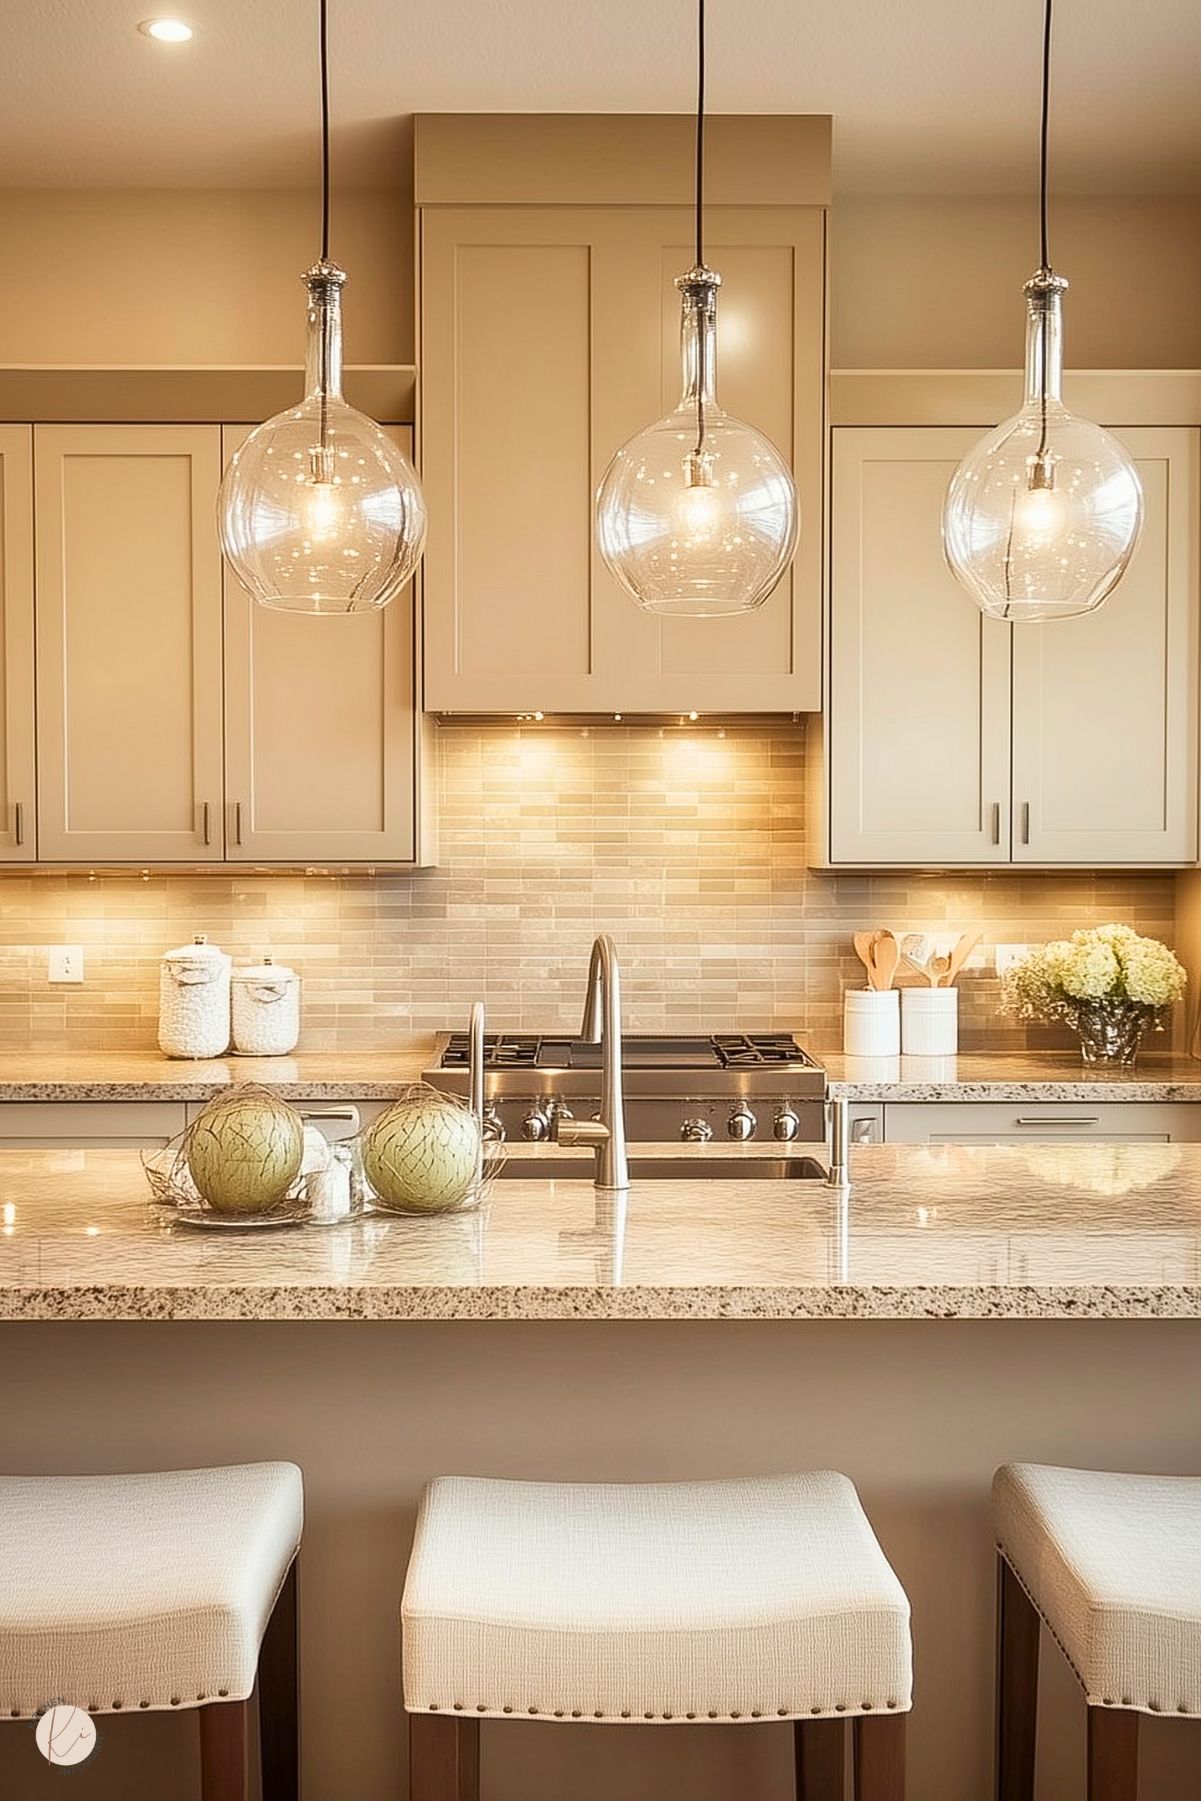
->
[0,1462,303,1800]
[402,1471,912,1800]
[993,1463,1201,1801]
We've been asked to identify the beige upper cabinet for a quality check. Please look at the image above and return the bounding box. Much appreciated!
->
[0,428,36,860]
[828,428,1013,864]
[417,115,828,715]
[1011,426,1198,864]
[221,425,430,865]
[826,422,1200,867]
[34,425,225,862]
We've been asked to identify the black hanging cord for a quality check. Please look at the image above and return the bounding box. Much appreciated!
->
[319,0,331,260]
[1038,0,1052,270]
[694,0,706,268]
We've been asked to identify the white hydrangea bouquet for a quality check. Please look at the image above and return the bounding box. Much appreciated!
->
[1001,924,1186,1066]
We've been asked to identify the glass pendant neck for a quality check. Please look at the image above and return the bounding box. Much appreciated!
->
[676,264,721,409]
[1022,267,1068,409]
[303,258,347,401]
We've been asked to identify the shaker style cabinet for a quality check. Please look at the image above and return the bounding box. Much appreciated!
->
[35,425,225,862]
[827,424,1199,866]
[0,427,36,861]
[417,115,828,715]
[222,425,431,865]
[23,423,433,867]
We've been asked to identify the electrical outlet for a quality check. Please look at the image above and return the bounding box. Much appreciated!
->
[994,943,1032,975]
[48,946,84,984]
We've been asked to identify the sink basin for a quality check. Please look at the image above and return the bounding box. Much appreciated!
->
[495,1154,829,1182]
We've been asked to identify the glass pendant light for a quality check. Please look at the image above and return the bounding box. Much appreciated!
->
[943,0,1142,623]
[595,0,798,617]
[218,0,426,614]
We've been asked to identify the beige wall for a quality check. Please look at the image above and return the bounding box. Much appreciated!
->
[832,195,1201,368]
[0,722,1176,1057]
[0,188,412,365]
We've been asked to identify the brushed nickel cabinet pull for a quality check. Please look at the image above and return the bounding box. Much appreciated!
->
[1015,1116,1100,1127]
[200,801,212,846]
[12,801,23,847]
[1021,801,1031,844]
[990,801,1001,845]
[233,801,243,846]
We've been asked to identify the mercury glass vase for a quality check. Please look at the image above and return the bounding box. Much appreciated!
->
[1072,1000,1151,1067]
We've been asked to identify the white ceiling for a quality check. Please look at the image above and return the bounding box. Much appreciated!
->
[4,0,1199,194]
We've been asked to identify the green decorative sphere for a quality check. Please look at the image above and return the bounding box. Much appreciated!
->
[186,1092,305,1215]
[363,1093,481,1214]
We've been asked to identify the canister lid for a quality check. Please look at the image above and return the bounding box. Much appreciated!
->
[162,934,231,968]
[232,955,298,986]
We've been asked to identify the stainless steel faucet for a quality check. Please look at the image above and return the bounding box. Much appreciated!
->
[554,934,629,1191]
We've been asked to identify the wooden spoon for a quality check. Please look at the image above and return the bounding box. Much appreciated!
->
[927,953,952,987]
[870,930,900,991]
[853,931,879,989]
[943,930,983,988]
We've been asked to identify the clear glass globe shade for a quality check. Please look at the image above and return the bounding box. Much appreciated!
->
[943,404,1143,623]
[596,265,798,619]
[219,395,427,615]
[943,271,1143,624]
[597,406,798,618]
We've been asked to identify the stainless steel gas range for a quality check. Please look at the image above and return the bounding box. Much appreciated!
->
[424,1032,827,1145]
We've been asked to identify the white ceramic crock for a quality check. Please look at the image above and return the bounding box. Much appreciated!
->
[843,988,900,1057]
[158,934,232,1059]
[231,957,302,1057]
[901,986,959,1056]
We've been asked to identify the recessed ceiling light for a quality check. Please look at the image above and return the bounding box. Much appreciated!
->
[139,18,194,42]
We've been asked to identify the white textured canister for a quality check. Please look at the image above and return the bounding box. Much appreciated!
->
[901,986,959,1056]
[843,988,900,1057]
[231,958,301,1057]
[158,935,232,1059]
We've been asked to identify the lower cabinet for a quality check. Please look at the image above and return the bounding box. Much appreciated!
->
[881,1101,1201,1143]
[0,1102,187,1149]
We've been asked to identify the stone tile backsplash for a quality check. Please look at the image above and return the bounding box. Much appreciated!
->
[0,722,1178,1054]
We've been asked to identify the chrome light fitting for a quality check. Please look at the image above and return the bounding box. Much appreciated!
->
[595,0,799,618]
[942,0,1143,623]
[218,0,427,614]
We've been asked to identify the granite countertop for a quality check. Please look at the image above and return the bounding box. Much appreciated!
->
[0,1048,436,1101]
[823,1050,1201,1102]
[3,1047,1201,1105]
[1,1140,1198,1322]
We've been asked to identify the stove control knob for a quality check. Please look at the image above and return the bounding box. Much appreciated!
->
[681,1116,714,1143]
[482,1105,505,1143]
[520,1106,552,1142]
[773,1106,801,1142]
[726,1104,757,1142]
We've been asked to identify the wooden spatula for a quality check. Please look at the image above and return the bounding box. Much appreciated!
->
[870,930,900,991]
[943,930,982,988]
[853,931,879,988]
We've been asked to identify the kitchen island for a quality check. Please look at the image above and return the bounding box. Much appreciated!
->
[1,1142,1198,1801]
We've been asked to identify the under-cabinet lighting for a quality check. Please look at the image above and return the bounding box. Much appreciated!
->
[139,18,194,42]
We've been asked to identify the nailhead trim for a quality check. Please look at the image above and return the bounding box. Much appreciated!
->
[414,1698,911,1722]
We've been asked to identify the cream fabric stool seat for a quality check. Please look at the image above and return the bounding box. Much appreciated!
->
[0,1463,303,1801]
[402,1471,912,1801]
[993,1462,1201,1801]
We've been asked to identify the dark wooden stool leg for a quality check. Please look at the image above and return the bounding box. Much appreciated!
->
[854,1713,906,1801]
[996,1553,1040,1801]
[795,1718,846,1800]
[408,1711,480,1801]
[1087,1707,1139,1801]
[199,1698,252,1801]
[259,1558,299,1801]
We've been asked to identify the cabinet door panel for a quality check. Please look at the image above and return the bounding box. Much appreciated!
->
[34,425,224,862]
[829,428,1012,863]
[0,428,35,860]
[422,205,823,714]
[1011,426,1198,864]
[222,425,422,864]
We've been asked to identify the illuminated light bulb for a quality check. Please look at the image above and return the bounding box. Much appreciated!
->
[1012,463,1070,546]
[596,266,797,618]
[140,18,193,41]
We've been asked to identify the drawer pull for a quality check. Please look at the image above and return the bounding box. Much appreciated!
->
[990,801,1001,846]
[1015,1116,1100,1127]
[12,800,23,847]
